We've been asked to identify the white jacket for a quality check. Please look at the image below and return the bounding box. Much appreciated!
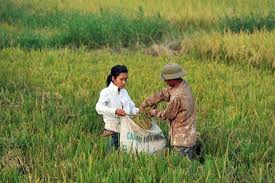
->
[95,82,139,132]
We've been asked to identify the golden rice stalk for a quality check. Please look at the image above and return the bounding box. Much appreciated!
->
[133,113,152,130]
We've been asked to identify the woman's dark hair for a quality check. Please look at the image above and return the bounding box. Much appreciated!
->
[106,65,128,86]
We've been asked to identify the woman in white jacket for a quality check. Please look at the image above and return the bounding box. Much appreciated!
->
[96,65,139,150]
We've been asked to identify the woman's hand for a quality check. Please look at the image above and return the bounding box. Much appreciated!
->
[115,109,126,116]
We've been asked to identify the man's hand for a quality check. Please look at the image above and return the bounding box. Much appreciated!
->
[115,109,126,116]
[139,107,145,113]
[149,109,158,117]
[139,102,147,112]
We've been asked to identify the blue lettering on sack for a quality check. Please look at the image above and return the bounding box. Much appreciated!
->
[126,132,164,143]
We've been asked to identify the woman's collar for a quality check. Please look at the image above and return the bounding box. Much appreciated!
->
[109,82,120,93]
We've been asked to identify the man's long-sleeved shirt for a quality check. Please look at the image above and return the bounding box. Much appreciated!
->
[141,81,196,147]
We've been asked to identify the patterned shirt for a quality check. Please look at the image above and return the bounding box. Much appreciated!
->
[141,81,196,147]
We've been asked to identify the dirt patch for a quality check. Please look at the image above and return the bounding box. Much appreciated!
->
[1,149,31,174]
[145,44,176,57]
[167,41,182,52]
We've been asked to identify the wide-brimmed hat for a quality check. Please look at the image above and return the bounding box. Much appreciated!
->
[160,63,186,80]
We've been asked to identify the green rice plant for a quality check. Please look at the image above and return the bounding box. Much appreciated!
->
[221,11,275,33]
[0,12,175,49]
[0,0,274,181]
[0,0,70,29]
[0,1,176,49]
[61,9,174,48]
[0,48,274,181]
[0,29,11,48]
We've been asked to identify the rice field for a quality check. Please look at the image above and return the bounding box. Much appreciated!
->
[0,0,274,182]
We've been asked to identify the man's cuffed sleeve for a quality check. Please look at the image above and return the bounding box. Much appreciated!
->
[141,88,170,108]
[158,97,181,120]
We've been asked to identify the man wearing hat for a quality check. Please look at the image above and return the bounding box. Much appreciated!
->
[140,63,196,159]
